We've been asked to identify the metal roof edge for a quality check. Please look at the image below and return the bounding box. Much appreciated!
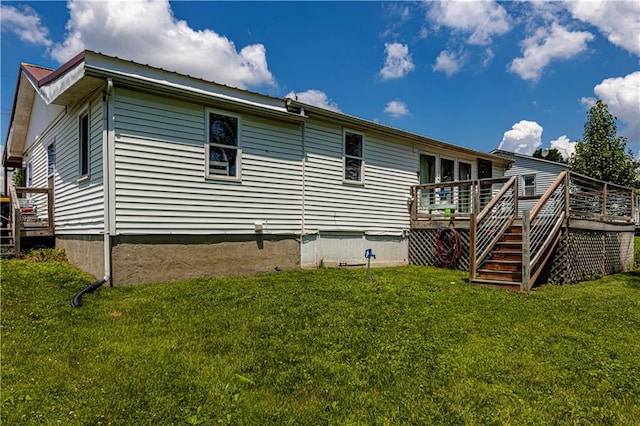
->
[491,149,568,167]
[291,100,511,164]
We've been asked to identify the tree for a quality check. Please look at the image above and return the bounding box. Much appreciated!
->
[569,100,639,188]
[12,168,25,188]
[533,148,566,163]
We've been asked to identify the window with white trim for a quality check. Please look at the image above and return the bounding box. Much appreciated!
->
[27,161,33,187]
[206,109,241,179]
[47,141,56,177]
[523,174,536,196]
[79,110,90,178]
[343,129,364,183]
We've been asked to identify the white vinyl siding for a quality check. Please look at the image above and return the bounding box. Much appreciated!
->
[304,120,416,233]
[113,88,302,235]
[501,155,566,196]
[24,93,104,233]
[499,152,567,215]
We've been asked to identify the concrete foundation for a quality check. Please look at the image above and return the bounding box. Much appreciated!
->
[56,234,105,279]
[110,234,300,286]
[301,231,408,268]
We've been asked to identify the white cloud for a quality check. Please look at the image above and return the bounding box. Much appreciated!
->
[384,100,410,118]
[497,120,543,155]
[379,42,415,80]
[418,26,429,40]
[285,90,340,112]
[580,96,597,109]
[427,0,511,46]
[0,4,52,46]
[509,23,594,82]
[550,135,577,160]
[590,71,640,143]
[566,0,640,56]
[432,50,463,77]
[482,48,495,67]
[49,0,274,89]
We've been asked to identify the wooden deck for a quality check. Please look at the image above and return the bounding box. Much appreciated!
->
[0,186,54,258]
[410,172,636,290]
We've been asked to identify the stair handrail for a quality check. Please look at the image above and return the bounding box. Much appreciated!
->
[471,176,518,280]
[9,186,21,258]
[476,176,518,223]
[524,171,568,288]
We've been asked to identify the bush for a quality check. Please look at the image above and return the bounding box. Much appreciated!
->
[22,248,67,263]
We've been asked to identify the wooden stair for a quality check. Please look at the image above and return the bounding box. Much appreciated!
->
[472,223,523,290]
[1,227,16,258]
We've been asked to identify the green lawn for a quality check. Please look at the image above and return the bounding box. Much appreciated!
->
[1,258,639,425]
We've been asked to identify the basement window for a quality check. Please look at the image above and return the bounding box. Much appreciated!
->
[343,129,364,183]
[523,174,536,196]
[206,109,241,179]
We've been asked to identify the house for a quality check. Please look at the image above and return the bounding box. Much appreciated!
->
[2,50,512,286]
[492,149,568,215]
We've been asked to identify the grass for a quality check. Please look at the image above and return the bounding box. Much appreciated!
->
[1,258,639,425]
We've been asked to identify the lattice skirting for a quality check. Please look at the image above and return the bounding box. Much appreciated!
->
[409,228,470,271]
[548,228,635,284]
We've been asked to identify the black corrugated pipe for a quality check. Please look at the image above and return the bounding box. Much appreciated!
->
[71,277,107,307]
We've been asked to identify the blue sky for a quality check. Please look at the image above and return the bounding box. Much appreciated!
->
[1,0,639,168]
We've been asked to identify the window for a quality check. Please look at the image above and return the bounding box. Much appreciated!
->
[79,111,90,178]
[206,109,240,178]
[523,174,536,196]
[344,130,364,183]
[459,162,472,181]
[440,158,455,182]
[47,141,56,177]
[27,161,33,187]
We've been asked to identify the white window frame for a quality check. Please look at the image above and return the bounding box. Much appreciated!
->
[523,174,536,196]
[439,156,456,183]
[343,128,365,184]
[47,139,56,178]
[78,105,90,181]
[205,108,242,181]
[26,160,33,188]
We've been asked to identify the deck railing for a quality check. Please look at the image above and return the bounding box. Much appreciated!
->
[411,177,513,221]
[7,186,54,258]
[634,190,640,227]
[522,171,568,290]
[568,173,634,223]
[469,176,518,280]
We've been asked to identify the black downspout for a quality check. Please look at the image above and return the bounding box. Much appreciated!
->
[70,78,113,308]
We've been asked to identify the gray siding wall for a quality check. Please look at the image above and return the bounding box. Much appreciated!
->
[503,155,566,196]
[303,119,417,233]
[25,92,104,233]
[113,88,303,235]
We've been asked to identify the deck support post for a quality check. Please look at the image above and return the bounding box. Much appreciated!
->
[469,213,477,281]
[47,187,54,235]
[521,210,531,291]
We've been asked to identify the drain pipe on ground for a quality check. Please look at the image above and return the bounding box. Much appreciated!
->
[71,78,114,307]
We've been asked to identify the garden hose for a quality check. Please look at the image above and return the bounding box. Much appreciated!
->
[435,227,462,268]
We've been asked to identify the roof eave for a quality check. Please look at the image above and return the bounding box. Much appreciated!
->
[288,99,512,165]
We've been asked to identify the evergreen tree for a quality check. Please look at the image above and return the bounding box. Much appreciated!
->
[569,100,639,188]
